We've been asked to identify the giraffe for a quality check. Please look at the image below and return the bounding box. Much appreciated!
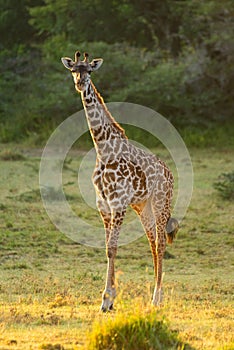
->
[61,51,179,311]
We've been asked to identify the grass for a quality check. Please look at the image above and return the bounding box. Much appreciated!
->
[0,143,233,350]
[86,301,192,350]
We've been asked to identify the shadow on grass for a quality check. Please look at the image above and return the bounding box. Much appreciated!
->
[0,149,25,161]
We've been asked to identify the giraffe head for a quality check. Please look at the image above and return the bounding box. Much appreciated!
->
[61,51,103,92]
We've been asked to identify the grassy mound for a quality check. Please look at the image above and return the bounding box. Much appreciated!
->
[213,171,234,201]
[85,303,192,350]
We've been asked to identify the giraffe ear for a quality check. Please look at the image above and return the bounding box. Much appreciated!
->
[61,57,75,70]
[90,58,103,71]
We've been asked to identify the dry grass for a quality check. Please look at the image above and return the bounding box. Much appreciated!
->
[84,296,194,350]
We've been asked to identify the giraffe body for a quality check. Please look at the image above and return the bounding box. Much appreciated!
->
[61,52,178,311]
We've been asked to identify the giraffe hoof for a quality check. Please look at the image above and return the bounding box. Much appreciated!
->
[109,303,114,310]
[152,288,163,306]
[100,303,114,312]
[101,306,108,313]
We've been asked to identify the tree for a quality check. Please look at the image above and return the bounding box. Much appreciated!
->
[0,0,43,49]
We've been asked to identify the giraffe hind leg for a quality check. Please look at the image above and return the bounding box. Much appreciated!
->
[150,180,173,306]
[132,200,163,305]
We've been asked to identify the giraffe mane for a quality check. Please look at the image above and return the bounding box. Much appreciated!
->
[90,82,127,138]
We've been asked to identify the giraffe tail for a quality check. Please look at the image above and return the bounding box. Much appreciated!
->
[166,217,179,244]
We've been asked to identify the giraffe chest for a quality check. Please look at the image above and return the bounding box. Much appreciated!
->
[92,158,155,205]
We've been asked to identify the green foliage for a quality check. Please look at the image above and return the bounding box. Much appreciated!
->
[28,0,183,53]
[0,0,42,49]
[0,0,233,144]
[213,172,234,200]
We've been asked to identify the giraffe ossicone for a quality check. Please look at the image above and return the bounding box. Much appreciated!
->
[61,51,179,311]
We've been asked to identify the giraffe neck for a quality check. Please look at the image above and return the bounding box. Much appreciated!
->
[81,81,127,161]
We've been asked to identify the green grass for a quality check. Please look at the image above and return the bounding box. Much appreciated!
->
[0,144,233,350]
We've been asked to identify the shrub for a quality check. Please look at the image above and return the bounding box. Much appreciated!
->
[213,172,234,200]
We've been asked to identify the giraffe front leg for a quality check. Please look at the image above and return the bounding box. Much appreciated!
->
[101,245,117,312]
[96,198,114,311]
[101,209,126,312]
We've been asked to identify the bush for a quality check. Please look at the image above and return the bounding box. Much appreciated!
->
[213,172,234,200]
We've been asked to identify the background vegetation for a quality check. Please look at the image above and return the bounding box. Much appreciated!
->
[0,0,233,145]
